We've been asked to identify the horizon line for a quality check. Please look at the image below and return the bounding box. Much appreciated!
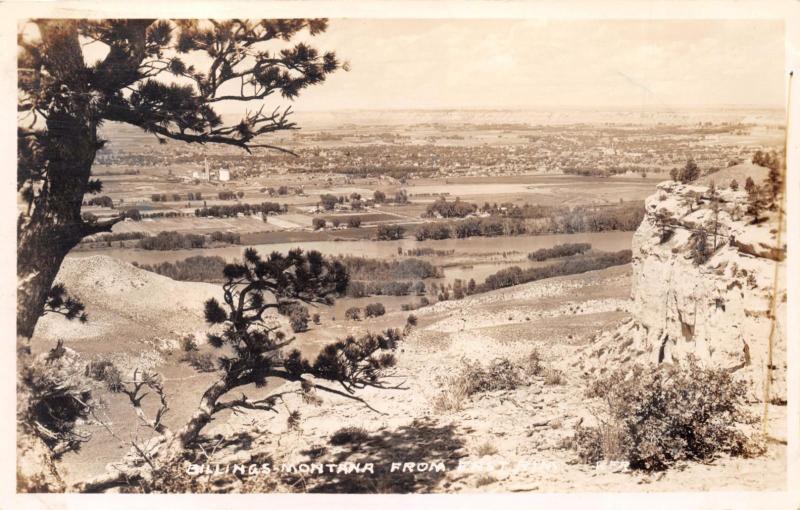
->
[221,104,786,114]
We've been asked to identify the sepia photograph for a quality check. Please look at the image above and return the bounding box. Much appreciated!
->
[5,1,798,507]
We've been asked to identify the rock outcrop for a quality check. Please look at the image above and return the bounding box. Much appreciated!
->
[582,181,786,401]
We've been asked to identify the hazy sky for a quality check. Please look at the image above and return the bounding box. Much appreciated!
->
[56,18,785,112]
[260,19,786,112]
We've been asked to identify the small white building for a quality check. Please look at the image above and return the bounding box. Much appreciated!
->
[218,169,230,182]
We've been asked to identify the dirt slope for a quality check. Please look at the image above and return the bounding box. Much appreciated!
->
[34,255,224,343]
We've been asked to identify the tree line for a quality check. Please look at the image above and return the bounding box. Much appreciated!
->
[412,204,643,241]
[528,242,592,261]
[136,231,241,251]
[194,201,286,218]
[479,250,632,292]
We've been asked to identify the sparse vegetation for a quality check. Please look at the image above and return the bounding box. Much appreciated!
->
[573,358,765,471]
[329,426,370,446]
[134,256,228,282]
[476,441,499,456]
[181,351,217,373]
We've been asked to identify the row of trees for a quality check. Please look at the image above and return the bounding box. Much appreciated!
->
[195,201,286,218]
[424,196,478,218]
[339,256,441,280]
[528,242,592,261]
[136,231,242,251]
[344,302,387,321]
[479,250,633,292]
[346,280,427,298]
[151,191,206,202]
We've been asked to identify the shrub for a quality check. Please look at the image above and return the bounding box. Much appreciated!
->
[312,218,326,230]
[364,302,386,318]
[345,307,361,321]
[181,351,217,373]
[476,441,498,456]
[180,334,198,352]
[312,313,321,325]
[431,372,473,412]
[406,314,418,327]
[329,426,370,446]
[85,359,123,392]
[21,347,96,459]
[433,358,526,412]
[474,475,498,488]
[543,368,566,386]
[87,195,114,207]
[522,349,543,378]
[347,216,362,228]
[123,208,142,221]
[572,358,763,471]
[319,193,339,210]
[280,303,310,332]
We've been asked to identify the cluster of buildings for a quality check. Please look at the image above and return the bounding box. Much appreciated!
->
[190,159,230,182]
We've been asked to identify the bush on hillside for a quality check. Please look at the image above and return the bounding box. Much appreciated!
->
[572,357,764,471]
[364,302,386,318]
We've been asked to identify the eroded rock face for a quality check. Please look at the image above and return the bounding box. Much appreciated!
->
[628,181,786,400]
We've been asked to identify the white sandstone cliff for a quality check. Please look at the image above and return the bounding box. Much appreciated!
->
[582,180,786,401]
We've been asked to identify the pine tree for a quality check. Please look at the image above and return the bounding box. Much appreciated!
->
[17,19,342,340]
[745,179,763,223]
[80,248,407,491]
[17,18,342,493]
[682,159,701,183]
[744,176,756,194]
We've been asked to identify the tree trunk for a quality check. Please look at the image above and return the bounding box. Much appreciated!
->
[171,377,230,451]
[17,21,100,340]
[17,112,98,339]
